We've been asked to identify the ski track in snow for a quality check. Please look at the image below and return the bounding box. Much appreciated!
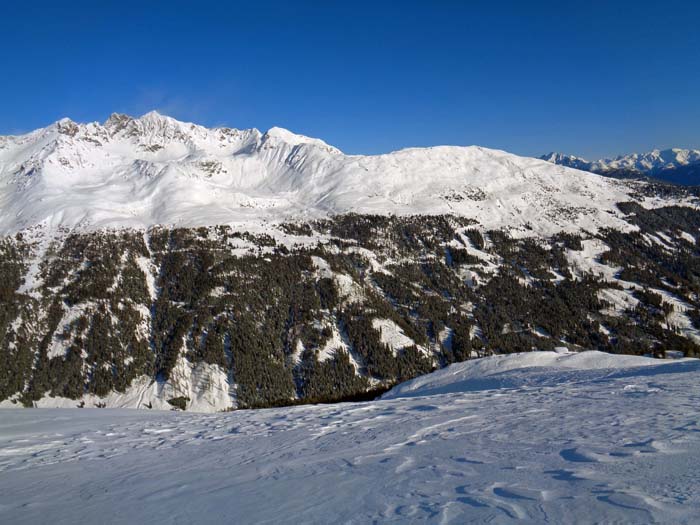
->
[1,353,699,524]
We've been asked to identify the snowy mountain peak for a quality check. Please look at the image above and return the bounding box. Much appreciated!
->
[54,118,81,137]
[262,126,342,154]
[542,147,700,175]
[0,112,665,235]
[134,110,189,133]
[103,111,197,145]
[539,152,591,171]
[104,112,135,132]
[139,109,167,121]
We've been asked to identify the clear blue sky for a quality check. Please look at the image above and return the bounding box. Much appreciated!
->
[1,1,698,159]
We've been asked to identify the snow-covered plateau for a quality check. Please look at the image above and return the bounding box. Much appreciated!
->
[1,351,699,524]
[0,111,680,237]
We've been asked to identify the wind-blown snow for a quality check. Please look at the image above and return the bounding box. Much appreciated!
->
[1,351,698,524]
[0,112,639,237]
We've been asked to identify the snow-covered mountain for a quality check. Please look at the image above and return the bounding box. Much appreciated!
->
[2,111,700,415]
[2,351,699,523]
[541,148,700,185]
[539,152,594,172]
[0,111,646,236]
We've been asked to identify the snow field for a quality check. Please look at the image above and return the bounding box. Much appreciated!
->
[1,351,698,524]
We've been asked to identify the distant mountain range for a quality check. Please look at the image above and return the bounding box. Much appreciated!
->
[541,149,700,185]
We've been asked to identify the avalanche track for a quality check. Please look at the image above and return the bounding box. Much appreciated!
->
[1,351,699,524]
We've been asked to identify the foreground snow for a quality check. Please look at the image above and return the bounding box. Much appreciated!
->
[1,351,699,524]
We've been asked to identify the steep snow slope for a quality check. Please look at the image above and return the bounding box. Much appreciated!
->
[1,351,698,524]
[0,112,640,236]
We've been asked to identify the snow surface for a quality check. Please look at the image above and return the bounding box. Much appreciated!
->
[382,349,693,399]
[1,351,699,524]
[0,112,641,237]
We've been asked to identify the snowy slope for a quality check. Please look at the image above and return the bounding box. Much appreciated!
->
[1,351,699,524]
[382,349,689,399]
[0,112,642,237]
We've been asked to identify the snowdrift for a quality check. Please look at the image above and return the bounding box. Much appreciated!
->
[383,350,697,399]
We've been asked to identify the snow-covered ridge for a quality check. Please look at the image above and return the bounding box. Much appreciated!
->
[383,350,694,399]
[0,111,643,236]
[542,148,700,174]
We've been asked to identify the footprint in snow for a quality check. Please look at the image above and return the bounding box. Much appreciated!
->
[559,447,597,463]
[452,456,484,465]
[545,469,585,482]
[493,487,536,501]
[408,405,439,412]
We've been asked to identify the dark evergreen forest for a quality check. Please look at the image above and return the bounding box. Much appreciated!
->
[2,204,699,409]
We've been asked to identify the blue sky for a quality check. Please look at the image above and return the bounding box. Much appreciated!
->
[1,1,698,159]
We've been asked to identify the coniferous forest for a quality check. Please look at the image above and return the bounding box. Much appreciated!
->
[2,204,700,409]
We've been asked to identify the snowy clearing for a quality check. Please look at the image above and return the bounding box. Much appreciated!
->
[1,351,699,524]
